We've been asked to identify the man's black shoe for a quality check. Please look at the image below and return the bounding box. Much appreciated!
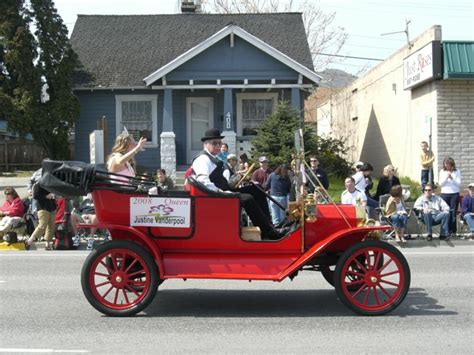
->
[426,235,433,241]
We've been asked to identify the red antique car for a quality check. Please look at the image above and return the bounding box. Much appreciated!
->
[40,155,410,317]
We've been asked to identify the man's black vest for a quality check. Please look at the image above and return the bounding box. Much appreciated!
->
[195,150,231,191]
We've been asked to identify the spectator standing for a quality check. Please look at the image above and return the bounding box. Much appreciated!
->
[238,153,251,176]
[306,156,329,192]
[341,177,367,207]
[375,165,401,201]
[420,141,435,188]
[25,183,57,250]
[156,168,174,191]
[439,157,461,236]
[384,185,408,243]
[0,187,25,239]
[363,163,375,198]
[414,184,450,241]
[251,156,272,188]
[265,165,291,225]
[224,154,241,188]
[352,163,377,218]
[461,183,474,240]
[217,143,229,162]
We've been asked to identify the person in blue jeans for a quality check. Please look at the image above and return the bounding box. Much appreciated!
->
[414,184,450,241]
[461,183,474,240]
[384,185,408,243]
[265,164,291,226]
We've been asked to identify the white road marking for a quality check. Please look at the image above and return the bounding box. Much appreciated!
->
[0,349,88,353]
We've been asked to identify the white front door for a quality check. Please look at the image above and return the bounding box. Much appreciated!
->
[186,97,214,163]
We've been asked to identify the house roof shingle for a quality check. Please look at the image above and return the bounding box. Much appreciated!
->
[70,13,314,87]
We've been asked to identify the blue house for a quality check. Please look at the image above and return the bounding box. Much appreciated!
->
[70,12,321,178]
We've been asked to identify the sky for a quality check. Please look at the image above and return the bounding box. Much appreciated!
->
[54,0,474,75]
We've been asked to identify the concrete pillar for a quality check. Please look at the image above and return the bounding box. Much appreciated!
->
[161,89,176,181]
[160,132,176,182]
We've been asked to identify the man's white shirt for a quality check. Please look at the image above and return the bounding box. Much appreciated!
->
[191,148,219,191]
[352,171,366,191]
[341,189,367,205]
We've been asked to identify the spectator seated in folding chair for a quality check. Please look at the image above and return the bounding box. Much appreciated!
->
[414,184,450,241]
[460,183,474,240]
[0,187,26,243]
[382,185,409,243]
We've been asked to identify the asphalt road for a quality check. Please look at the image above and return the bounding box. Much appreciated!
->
[1,245,473,354]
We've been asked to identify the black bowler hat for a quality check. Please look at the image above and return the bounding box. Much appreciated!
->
[201,128,224,142]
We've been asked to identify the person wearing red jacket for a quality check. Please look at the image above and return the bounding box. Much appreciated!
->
[0,187,25,238]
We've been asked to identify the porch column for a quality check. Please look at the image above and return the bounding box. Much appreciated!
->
[222,88,237,155]
[160,88,176,181]
[291,87,301,116]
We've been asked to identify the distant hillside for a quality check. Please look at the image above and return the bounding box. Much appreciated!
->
[316,69,358,88]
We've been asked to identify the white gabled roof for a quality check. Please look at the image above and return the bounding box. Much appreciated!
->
[143,24,321,86]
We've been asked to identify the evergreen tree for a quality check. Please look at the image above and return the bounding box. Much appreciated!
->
[0,0,41,134]
[251,101,351,177]
[0,0,78,159]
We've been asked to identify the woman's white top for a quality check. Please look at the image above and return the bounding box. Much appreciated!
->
[439,169,461,193]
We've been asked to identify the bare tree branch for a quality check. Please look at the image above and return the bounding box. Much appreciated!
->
[201,0,347,71]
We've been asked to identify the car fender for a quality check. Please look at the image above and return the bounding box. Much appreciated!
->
[278,225,390,281]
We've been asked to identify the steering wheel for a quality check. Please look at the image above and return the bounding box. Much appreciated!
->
[235,163,256,187]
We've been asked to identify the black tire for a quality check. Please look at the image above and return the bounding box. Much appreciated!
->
[81,240,158,317]
[334,240,410,316]
[320,254,384,289]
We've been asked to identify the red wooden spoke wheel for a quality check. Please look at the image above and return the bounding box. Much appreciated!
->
[81,240,158,317]
[320,253,384,289]
[334,240,410,315]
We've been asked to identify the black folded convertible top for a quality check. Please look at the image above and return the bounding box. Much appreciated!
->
[39,159,154,198]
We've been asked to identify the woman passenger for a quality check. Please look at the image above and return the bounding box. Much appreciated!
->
[106,129,147,179]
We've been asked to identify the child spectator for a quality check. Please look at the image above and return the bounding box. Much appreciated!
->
[420,141,435,188]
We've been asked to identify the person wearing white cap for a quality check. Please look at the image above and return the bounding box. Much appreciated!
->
[461,183,474,240]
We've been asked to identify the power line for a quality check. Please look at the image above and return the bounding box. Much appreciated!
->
[317,53,384,61]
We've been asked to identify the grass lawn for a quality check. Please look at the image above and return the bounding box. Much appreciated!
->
[0,171,36,177]
[326,175,422,203]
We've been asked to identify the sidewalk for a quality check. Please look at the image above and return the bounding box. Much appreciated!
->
[0,239,102,251]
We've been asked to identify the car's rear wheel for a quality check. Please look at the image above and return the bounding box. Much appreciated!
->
[334,240,410,316]
[81,240,158,317]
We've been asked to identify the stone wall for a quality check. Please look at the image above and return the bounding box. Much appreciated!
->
[436,80,474,189]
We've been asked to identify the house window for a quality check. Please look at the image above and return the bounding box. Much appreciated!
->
[115,95,158,146]
[237,93,278,136]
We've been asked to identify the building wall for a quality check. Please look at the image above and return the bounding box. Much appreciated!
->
[74,90,162,171]
[315,26,472,185]
[436,80,474,187]
[75,87,295,169]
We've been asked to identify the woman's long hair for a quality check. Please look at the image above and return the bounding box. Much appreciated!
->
[442,157,456,171]
[107,133,136,173]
